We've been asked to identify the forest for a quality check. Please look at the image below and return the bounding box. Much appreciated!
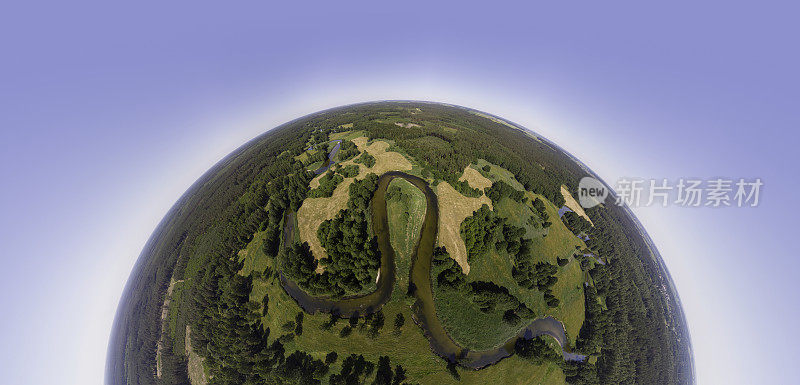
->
[284,174,382,297]
[111,102,692,385]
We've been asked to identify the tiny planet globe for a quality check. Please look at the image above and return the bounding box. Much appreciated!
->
[107,102,694,385]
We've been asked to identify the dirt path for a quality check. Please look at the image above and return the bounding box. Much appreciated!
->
[185,326,208,385]
[155,278,183,378]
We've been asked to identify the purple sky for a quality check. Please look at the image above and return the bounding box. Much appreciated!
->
[1,2,798,384]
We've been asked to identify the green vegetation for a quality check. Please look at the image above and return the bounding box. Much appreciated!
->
[112,102,692,385]
[385,178,426,292]
[335,164,360,178]
[354,151,375,168]
[285,174,381,297]
[451,179,482,197]
[514,336,561,365]
[484,180,525,204]
[431,247,537,350]
[532,197,553,228]
[308,142,331,165]
[431,163,589,357]
[308,170,343,198]
[336,139,360,161]
[561,211,592,237]
[461,205,503,262]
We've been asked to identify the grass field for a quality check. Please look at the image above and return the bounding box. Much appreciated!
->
[237,222,564,384]
[434,161,586,348]
[435,181,493,275]
[459,165,493,190]
[230,146,576,384]
[297,135,413,261]
[329,129,363,141]
[385,178,426,293]
[475,159,525,191]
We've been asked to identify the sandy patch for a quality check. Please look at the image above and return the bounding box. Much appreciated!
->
[459,166,493,191]
[435,181,493,275]
[394,122,420,128]
[441,126,458,133]
[297,137,413,261]
[186,326,208,385]
[560,185,594,226]
[156,278,182,379]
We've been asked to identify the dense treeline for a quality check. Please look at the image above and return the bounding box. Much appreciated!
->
[284,174,381,297]
[109,114,323,385]
[433,246,466,289]
[308,170,343,198]
[532,197,552,228]
[354,151,375,168]
[451,179,482,197]
[514,336,561,364]
[308,142,330,164]
[432,247,537,326]
[354,105,576,207]
[335,164,360,178]
[336,140,360,161]
[484,181,525,204]
[460,205,504,262]
[576,277,605,354]
[561,211,592,237]
[114,102,691,385]
[328,354,412,385]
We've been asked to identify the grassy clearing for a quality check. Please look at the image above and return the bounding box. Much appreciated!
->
[386,178,426,293]
[475,159,525,191]
[441,126,458,134]
[306,161,323,173]
[524,190,586,345]
[438,161,586,348]
[297,135,413,261]
[329,129,362,141]
[459,165,493,190]
[347,136,413,176]
[435,181,493,275]
[297,178,355,261]
[235,154,575,384]
[166,280,186,356]
[237,225,562,384]
[433,283,531,351]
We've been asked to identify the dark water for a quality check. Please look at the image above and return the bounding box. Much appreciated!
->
[279,170,398,316]
[281,171,586,367]
[312,140,342,175]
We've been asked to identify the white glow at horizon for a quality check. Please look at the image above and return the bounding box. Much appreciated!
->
[60,73,748,385]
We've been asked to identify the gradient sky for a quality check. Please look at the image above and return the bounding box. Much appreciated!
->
[1,1,798,384]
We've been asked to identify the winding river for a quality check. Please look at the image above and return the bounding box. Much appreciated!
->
[280,171,585,368]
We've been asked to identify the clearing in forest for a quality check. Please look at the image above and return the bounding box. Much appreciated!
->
[459,165,493,191]
[297,135,412,261]
[435,180,492,275]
